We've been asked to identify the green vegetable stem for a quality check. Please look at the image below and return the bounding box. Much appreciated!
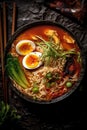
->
[5,53,29,89]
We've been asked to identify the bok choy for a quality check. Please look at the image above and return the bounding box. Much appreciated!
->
[5,53,29,89]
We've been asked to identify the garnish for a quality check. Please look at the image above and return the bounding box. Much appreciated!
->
[32,83,39,93]
[66,81,73,87]
[44,72,59,88]
[5,53,30,89]
[0,101,21,126]
[35,35,77,65]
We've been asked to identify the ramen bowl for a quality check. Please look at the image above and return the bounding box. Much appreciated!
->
[5,20,86,104]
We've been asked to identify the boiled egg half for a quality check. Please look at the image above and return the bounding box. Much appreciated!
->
[16,40,35,55]
[22,52,42,69]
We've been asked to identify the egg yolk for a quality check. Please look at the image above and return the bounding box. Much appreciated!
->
[19,43,34,55]
[25,54,39,68]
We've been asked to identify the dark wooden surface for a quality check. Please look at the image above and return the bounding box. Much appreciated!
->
[0,0,87,129]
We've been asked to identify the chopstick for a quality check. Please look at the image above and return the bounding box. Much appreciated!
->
[12,2,16,35]
[0,2,16,103]
[3,2,7,48]
[0,2,8,103]
[0,6,6,102]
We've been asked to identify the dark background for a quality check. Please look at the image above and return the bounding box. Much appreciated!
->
[0,0,87,129]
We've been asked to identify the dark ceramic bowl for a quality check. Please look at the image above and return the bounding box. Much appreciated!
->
[5,20,86,104]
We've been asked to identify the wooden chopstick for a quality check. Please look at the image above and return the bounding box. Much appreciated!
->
[3,2,7,48]
[0,2,16,103]
[12,2,16,35]
[9,2,16,99]
[0,7,6,102]
[0,3,7,103]
[1,2,8,103]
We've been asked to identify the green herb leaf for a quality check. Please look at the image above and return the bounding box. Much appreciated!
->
[35,35,78,66]
[0,101,21,126]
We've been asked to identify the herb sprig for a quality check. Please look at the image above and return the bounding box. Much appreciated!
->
[35,35,77,65]
[0,101,21,126]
